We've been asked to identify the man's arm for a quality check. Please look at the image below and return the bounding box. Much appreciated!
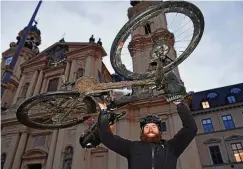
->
[168,102,198,157]
[98,109,131,158]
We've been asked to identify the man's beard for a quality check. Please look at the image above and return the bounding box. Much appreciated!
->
[140,131,162,144]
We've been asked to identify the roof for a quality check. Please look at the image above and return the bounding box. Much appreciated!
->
[191,83,243,111]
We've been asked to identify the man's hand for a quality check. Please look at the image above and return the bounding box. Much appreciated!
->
[173,94,192,107]
[173,101,181,105]
[183,94,192,107]
[97,100,107,110]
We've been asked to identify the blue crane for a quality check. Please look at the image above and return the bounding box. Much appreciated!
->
[1,0,43,97]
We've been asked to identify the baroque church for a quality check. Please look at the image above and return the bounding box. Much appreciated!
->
[1,1,200,169]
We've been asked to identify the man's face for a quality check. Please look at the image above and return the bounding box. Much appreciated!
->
[143,123,159,138]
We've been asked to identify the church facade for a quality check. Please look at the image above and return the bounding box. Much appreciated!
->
[1,1,243,169]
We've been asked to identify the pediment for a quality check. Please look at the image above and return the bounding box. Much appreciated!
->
[22,149,47,159]
[203,138,221,144]
[21,43,67,67]
[21,42,91,68]
[66,44,107,58]
[225,135,243,141]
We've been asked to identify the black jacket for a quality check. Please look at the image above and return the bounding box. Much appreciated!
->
[98,103,198,169]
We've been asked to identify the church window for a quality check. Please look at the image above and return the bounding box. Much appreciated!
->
[144,23,151,34]
[62,146,74,169]
[21,83,29,97]
[47,78,59,92]
[76,68,84,79]
[28,164,42,169]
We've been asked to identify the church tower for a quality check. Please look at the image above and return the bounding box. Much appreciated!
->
[1,23,41,110]
[127,0,180,78]
[125,2,201,169]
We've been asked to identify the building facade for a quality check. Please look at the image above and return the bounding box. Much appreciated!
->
[1,1,242,169]
[192,84,243,169]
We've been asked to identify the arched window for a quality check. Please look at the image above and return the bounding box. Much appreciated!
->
[76,68,84,79]
[144,23,151,34]
[47,78,59,92]
[21,83,29,97]
[230,88,241,94]
[207,92,218,99]
[1,153,6,169]
[62,146,73,169]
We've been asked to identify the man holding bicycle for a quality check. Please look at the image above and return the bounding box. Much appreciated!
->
[97,96,197,169]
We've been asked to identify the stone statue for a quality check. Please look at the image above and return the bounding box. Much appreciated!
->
[89,35,95,43]
[97,38,102,46]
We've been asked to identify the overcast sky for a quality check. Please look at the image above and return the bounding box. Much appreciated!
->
[1,1,243,93]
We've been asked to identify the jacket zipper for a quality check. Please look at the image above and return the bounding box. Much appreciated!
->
[152,145,155,169]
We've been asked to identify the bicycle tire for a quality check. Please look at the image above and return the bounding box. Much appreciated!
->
[16,91,96,129]
[110,1,204,80]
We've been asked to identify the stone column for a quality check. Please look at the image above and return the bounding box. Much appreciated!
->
[68,60,76,82]
[12,74,26,104]
[85,56,92,77]
[40,78,47,93]
[52,129,65,169]
[65,61,71,79]
[45,130,58,169]
[96,57,102,81]
[26,70,38,97]
[60,61,71,90]
[71,124,86,169]
[33,70,43,95]
[68,60,76,90]
[12,128,29,169]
